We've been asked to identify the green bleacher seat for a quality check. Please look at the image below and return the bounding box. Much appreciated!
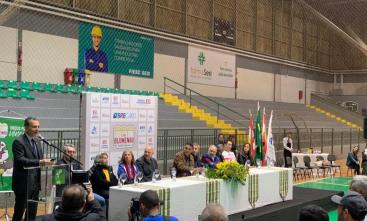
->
[55,84,66,93]
[95,87,102,92]
[105,88,113,93]
[20,81,31,90]
[85,86,93,92]
[32,82,44,91]
[0,80,5,89]
[44,83,56,93]
[113,88,120,94]
[7,80,18,89]
[126,90,132,94]
[6,88,20,98]
[0,89,6,98]
[76,85,84,93]
[153,92,159,96]
[66,84,76,93]
[20,89,35,100]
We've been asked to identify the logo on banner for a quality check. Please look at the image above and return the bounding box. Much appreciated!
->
[100,109,110,122]
[136,98,151,105]
[147,110,155,122]
[91,93,100,107]
[91,109,100,121]
[90,124,99,136]
[100,124,110,137]
[100,138,109,149]
[147,136,154,147]
[198,52,206,65]
[139,110,147,122]
[121,95,130,107]
[138,124,146,135]
[112,125,136,149]
[112,112,137,120]
[147,124,154,135]
[111,95,120,107]
[138,137,146,149]
[101,94,110,107]
[90,139,100,152]
[0,123,8,138]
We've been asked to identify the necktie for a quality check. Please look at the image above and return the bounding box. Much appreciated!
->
[31,139,39,158]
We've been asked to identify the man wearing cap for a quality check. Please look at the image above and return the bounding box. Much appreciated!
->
[331,191,367,221]
[85,25,108,72]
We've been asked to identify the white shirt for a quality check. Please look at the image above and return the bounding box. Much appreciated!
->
[283,137,293,151]
[222,151,236,162]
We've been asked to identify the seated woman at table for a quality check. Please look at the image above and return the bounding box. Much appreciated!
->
[117,149,140,184]
[89,152,118,218]
[346,146,361,175]
[237,143,253,166]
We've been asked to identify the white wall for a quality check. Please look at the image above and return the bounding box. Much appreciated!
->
[237,67,274,101]
[305,80,332,104]
[120,53,185,93]
[342,83,367,95]
[22,30,78,83]
[0,26,17,80]
[275,75,305,104]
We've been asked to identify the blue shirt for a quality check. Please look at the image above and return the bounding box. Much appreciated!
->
[85,48,108,72]
[144,215,179,221]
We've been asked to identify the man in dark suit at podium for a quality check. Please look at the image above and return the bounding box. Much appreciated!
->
[12,117,53,221]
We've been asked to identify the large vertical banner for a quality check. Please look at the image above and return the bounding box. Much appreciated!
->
[78,22,154,78]
[0,117,24,192]
[81,92,158,172]
[187,45,235,87]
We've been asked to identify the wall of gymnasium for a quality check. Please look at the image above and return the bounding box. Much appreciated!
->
[0,9,333,103]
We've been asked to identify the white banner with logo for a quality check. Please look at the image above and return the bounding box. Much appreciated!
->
[81,92,158,172]
[187,45,236,87]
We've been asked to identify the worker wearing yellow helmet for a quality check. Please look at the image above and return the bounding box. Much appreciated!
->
[85,25,108,72]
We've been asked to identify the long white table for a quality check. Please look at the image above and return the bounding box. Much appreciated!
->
[109,167,292,221]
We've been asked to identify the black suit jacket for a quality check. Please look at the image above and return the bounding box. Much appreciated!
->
[135,156,158,182]
[12,133,43,195]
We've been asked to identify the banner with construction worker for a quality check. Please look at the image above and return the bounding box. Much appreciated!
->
[78,22,154,78]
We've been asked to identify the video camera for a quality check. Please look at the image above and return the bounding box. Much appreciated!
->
[129,197,143,221]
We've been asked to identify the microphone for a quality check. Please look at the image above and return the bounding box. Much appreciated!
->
[37,134,50,145]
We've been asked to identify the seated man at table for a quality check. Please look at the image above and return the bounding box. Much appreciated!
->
[173,143,201,177]
[201,145,221,168]
[136,146,159,182]
[192,143,203,168]
[129,190,179,221]
[222,140,236,162]
[347,146,361,175]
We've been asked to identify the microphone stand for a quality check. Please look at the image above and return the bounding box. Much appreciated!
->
[39,138,83,166]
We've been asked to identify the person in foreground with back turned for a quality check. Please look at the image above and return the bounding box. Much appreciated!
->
[43,184,106,221]
[298,205,329,221]
[12,117,53,221]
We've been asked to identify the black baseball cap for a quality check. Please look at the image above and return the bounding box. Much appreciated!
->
[331,191,367,220]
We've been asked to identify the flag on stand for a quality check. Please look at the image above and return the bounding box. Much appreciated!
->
[261,107,267,166]
[266,110,276,166]
[254,102,263,163]
[248,110,255,160]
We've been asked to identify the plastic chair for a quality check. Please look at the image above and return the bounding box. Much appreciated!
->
[303,156,320,178]
[293,156,305,180]
[44,83,56,93]
[6,88,20,99]
[32,82,44,91]
[316,156,333,177]
[327,154,341,176]
[20,81,31,90]
[19,89,35,100]
[0,89,6,98]
[0,80,5,89]
[55,84,66,93]
[7,80,18,89]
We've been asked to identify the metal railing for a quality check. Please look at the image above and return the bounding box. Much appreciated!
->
[163,77,248,128]
[311,93,363,126]
[39,127,363,174]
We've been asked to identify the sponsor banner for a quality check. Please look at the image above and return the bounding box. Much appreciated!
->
[79,22,154,78]
[0,117,24,192]
[187,45,235,87]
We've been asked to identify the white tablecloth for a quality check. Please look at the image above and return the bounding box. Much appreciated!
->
[292,153,329,167]
[109,167,293,221]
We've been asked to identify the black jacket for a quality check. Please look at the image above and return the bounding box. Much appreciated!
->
[43,199,106,221]
[89,164,118,195]
[135,156,158,182]
[12,134,43,195]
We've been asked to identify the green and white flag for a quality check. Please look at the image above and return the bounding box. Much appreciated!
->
[254,102,263,161]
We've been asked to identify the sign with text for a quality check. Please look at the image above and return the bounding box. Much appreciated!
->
[187,45,235,87]
[79,22,154,78]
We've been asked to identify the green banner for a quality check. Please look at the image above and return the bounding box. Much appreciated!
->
[0,117,24,192]
[52,168,66,185]
[78,22,154,78]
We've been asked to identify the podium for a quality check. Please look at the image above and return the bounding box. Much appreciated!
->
[24,164,71,221]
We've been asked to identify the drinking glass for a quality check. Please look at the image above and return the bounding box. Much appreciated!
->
[119,174,127,187]
[137,172,144,183]
[154,169,160,181]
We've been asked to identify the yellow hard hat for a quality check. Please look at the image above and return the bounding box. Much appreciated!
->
[91,25,102,37]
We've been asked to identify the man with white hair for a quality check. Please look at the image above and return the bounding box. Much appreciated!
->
[200,204,228,221]
[136,146,159,182]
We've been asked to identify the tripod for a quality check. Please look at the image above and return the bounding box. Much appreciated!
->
[0,192,12,221]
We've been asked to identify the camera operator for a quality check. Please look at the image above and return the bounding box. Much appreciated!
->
[128,190,179,221]
[43,184,106,221]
